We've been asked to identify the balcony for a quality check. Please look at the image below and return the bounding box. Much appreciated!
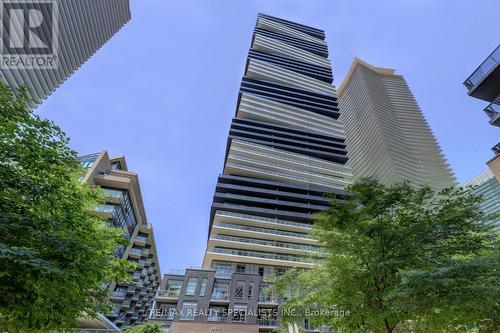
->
[122,299,131,308]
[110,290,126,301]
[156,289,180,300]
[129,248,142,259]
[206,247,318,268]
[464,44,500,101]
[211,234,326,256]
[134,235,148,245]
[492,142,500,155]
[485,99,500,127]
[211,292,230,302]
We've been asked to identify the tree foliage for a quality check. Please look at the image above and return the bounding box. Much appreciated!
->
[275,178,499,332]
[0,83,130,332]
[123,322,162,333]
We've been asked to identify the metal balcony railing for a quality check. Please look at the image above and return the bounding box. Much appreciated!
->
[211,291,230,300]
[485,100,500,126]
[207,247,318,264]
[259,294,278,303]
[464,44,500,90]
[157,289,180,298]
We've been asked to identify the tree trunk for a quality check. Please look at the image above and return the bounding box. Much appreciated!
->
[384,319,394,333]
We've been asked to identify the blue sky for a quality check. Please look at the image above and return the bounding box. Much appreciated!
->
[38,0,500,271]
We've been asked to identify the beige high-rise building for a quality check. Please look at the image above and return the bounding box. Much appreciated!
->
[79,151,161,329]
[338,58,456,191]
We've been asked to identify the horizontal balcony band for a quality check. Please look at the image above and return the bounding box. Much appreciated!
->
[214,210,313,231]
[215,183,333,206]
[248,50,332,83]
[254,28,328,57]
[209,234,326,255]
[246,58,336,97]
[232,116,345,145]
[206,247,319,265]
[237,92,343,135]
[210,202,316,224]
[240,78,339,118]
[216,174,347,197]
[229,145,350,182]
[237,107,342,138]
[213,192,328,213]
[252,33,330,68]
[229,126,347,152]
[212,222,314,244]
[256,16,326,46]
[258,13,325,40]
[224,162,349,190]
[225,155,350,187]
[228,135,349,164]
[229,140,351,179]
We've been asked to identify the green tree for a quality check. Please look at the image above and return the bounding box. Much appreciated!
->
[0,83,130,332]
[275,178,499,332]
[123,322,162,333]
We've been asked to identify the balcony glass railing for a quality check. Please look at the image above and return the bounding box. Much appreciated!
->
[157,289,181,298]
[216,222,313,240]
[211,291,230,300]
[213,234,325,253]
[464,44,500,90]
[485,100,500,125]
[112,290,126,298]
[207,247,318,264]
[130,248,142,255]
[216,211,312,230]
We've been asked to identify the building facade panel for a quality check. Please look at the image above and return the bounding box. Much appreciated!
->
[79,151,161,329]
[338,58,456,191]
[0,0,131,105]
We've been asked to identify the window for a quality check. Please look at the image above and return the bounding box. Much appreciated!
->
[214,262,232,278]
[111,161,122,170]
[235,281,244,299]
[200,279,207,297]
[180,301,197,320]
[113,287,126,297]
[166,307,176,321]
[283,288,291,301]
[248,283,254,299]
[212,283,229,300]
[276,267,286,276]
[186,278,197,296]
[258,267,264,276]
[232,304,247,322]
[166,280,182,297]
[208,306,227,322]
[236,264,246,273]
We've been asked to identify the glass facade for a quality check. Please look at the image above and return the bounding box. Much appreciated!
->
[464,169,500,230]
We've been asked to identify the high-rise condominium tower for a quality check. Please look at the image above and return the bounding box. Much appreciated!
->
[150,14,351,333]
[338,58,456,191]
[79,151,161,329]
[203,13,351,275]
[0,0,130,106]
